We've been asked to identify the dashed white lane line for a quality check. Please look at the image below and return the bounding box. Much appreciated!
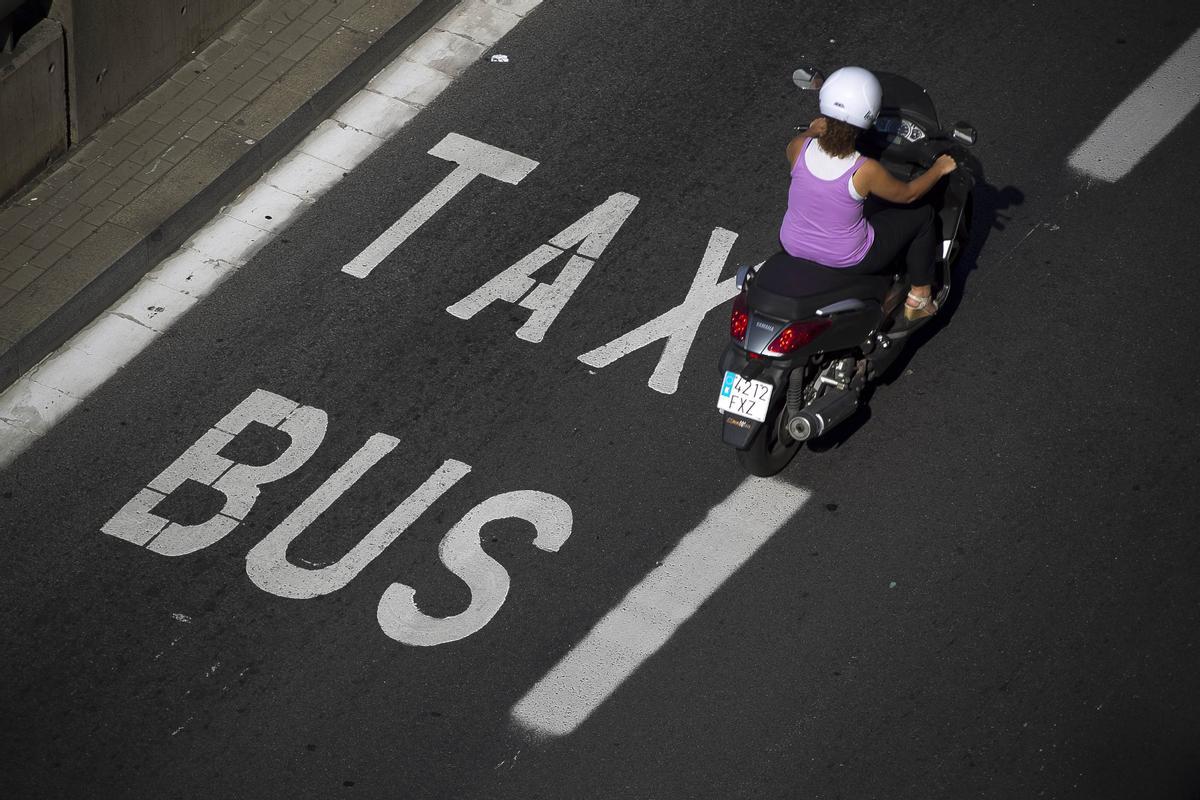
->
[1068,26,1200,182]
[509,477,810,738]
[0,0,541,469]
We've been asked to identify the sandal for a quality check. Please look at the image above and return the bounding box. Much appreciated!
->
[903,291,938,322]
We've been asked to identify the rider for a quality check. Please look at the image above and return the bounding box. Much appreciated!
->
[779,66,958,321]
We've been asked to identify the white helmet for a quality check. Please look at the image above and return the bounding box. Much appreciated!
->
[819,66,882,129]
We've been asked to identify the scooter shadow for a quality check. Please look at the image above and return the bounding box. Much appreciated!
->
[875,160,1024,386]
[807,164,1022,452]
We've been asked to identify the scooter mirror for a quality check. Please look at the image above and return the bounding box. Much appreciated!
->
[735,263,755,291]
[952,121,978,145]
[792,67,825,91]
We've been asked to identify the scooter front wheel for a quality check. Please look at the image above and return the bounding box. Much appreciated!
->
[735,409,802,477]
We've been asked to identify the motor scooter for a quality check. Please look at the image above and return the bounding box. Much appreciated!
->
[717,67,978,476]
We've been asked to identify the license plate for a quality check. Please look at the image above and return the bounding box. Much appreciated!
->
[717,371,773,422]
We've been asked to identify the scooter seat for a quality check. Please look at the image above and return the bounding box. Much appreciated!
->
[748,251,894,320]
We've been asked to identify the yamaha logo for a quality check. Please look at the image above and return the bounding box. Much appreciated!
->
[754,320,775,331]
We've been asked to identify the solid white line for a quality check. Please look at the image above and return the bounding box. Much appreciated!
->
[0,0,543,469]
[1068,27,1200,181]
[509,477,810,738]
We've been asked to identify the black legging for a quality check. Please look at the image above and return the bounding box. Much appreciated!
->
[836,202,936,285]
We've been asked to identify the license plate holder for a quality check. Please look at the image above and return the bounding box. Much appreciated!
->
[717,371,773,422]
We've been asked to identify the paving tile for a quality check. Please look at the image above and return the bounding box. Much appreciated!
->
[483,0,540,15]
[195,35,232,61]
[264,150,347,199]
[70,312,159,367]
[31,241,71,270]
[437,0,522,46]
[127,138,170,168]
[58,222,98,250]
[149,96,192,126]
[2,243,37,270]
[0,204,34,230]
[302,0,337,24]
[184,117,224,143]
[184,213,273,266]
[97,139,139,168]
[124,119,163,147]
[93,118,136,149]
[159,137,202,165]
[48,202,88,230]
[276,17,310,45]
[281,32,321,63]
[233,75,273,103]
[401,30,487,77]
[107,179,149,208]
[329,0,370,23]
[41,161,84,190]
[0,224,35,254]
[368,59,453,107]
[223,181,310,234]
[103,160,146,189]
[145,248,238,297]
[21,223,68,252]
[3,264,44,292]
[210,95,249,123]
[0,286,17,308]
[26,344,120,399]
[298,119,382,171]
[78,180,119,209]
[82,200,122,228]
[68,139,106,167]
[334,89,420,139]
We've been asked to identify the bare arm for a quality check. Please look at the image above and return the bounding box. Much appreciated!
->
[853,154,957,203]
[786,117,827,168]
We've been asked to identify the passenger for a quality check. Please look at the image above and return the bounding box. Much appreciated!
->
[779,66,958,321]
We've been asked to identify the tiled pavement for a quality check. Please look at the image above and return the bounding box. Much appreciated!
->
[0,0,462,390]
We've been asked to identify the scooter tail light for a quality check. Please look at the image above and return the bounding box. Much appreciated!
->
[765,318,832,355]
[730,293,749,342]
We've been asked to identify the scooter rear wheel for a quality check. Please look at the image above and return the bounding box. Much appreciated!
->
[735,410,802,477]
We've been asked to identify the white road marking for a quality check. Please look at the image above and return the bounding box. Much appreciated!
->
[1068,27,1200,181]
[447,193,639,342]
[0,0,545,469]
[245,448,472,600]
[341,133,539,279]
[578,227,741,394]
[378,489,573,645]
[509,477,810,737]
[101,389,328,556]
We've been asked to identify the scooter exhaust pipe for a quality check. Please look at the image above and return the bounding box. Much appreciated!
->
[786,388,860,441]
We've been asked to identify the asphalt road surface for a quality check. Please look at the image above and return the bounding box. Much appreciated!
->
[3,1,1200,798]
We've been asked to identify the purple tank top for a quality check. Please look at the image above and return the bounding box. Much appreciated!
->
[779,139,874,267]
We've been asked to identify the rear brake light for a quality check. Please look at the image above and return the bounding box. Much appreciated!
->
[765,319,831,355]
[730,293,749,342]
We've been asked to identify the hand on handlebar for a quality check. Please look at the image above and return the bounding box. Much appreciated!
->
[934,153,958,177]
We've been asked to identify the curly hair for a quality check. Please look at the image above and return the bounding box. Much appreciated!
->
[816,116,860,159]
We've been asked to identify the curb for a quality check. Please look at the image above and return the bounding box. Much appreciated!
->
[0,0,459,395]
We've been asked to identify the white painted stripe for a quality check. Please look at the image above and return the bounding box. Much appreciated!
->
[1068,27,1200,181]
[509,477,810,737]
[0,0,544,470]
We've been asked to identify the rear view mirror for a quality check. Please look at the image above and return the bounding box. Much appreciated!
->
[951,122,978,145]
[792,67,825,91]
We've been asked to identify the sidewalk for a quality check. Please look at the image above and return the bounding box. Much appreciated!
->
[0,0,459,392]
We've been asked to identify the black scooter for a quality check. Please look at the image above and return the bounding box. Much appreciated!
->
[718,67,978,476]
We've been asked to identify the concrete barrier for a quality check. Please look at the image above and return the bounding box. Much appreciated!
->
[50,0,254,141]
[0,17,67,201]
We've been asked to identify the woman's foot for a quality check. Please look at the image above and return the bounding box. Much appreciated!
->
[903,291,938,322]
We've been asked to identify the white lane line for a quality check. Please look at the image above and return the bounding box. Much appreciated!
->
[0,0,542,469]
[509,477,810,738]
[1068,27,1200,182]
